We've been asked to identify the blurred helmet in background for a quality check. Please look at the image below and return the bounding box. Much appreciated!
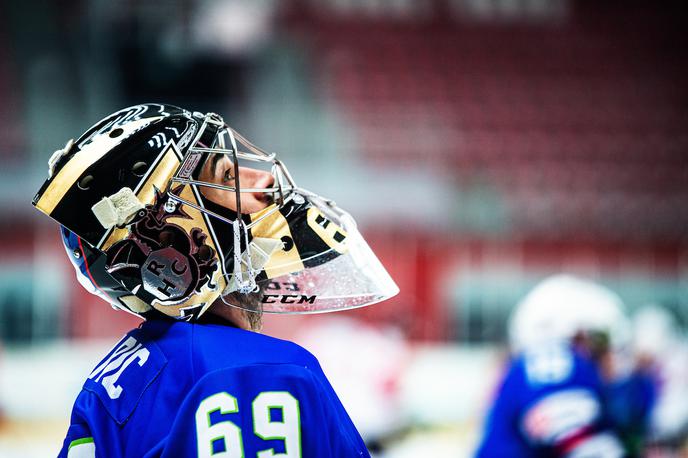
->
[508,274,630,359]
[33,103,398,321]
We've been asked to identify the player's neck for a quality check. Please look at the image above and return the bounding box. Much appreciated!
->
[206,301,262,332]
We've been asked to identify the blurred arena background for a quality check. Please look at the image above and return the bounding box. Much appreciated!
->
[1,0,687,456]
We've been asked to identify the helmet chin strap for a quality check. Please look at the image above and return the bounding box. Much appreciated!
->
[224,124,257,294]
[231,219,258,294]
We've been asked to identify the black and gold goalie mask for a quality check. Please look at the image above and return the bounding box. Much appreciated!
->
[32,104,399,320]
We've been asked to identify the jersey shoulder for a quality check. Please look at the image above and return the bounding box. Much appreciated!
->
[77,319,320,426]
[82,327,168,425]
[186,320,320,373]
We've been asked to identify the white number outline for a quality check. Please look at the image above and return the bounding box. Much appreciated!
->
[252,391,302,458]
[195,391,302,458]
[196,392,245,458]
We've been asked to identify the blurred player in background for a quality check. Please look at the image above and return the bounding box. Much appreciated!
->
[632,305,688,454]
[32,103,399,457]
[475,274,656,458]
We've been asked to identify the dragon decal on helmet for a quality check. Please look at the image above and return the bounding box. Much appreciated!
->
[105,185,219,306]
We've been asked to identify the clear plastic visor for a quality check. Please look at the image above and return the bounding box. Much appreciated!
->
[253,202,400,314]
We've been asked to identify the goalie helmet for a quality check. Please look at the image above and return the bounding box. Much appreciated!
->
[508,274,630,355]
[33,103,399,320]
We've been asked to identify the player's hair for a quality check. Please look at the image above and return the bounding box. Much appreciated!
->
[233,290,264,331]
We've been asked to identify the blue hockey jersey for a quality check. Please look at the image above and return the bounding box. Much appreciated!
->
[59,318,369,457]
[475,344,625,458]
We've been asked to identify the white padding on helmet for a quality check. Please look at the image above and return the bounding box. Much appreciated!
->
[92,187,144,229]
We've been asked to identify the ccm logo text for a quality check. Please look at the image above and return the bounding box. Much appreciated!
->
[261,294,316,304]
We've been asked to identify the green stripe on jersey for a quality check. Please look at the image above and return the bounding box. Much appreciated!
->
[68,437,94,450]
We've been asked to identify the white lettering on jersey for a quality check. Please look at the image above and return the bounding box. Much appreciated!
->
[524,345,573,385]
[88,335,150,399]
[195,391,302,458]
[89,336,138,381]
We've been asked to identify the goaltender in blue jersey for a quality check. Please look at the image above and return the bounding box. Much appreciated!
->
[32,104,399,457]
[60,318,367,457]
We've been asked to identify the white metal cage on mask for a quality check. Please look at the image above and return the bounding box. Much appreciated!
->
[166,112,290,296]
[33,103,398,320]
